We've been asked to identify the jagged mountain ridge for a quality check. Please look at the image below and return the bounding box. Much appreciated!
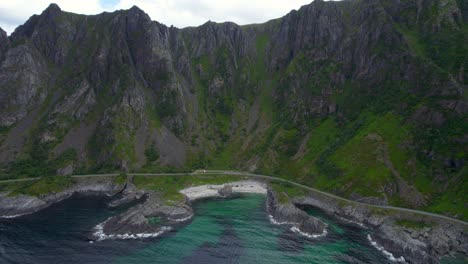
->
[0,0,466,219]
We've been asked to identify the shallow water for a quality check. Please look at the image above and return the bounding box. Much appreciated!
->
[0,194,464,263]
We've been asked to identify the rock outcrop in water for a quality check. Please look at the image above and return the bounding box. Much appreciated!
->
[96,192,193,240]
[266,189,327,237]
[294,193,468,264]
[0,177,124,218]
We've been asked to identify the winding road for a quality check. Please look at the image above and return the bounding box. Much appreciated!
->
[1,170,467,226]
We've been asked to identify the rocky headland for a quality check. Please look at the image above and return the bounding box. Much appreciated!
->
[95,180,273,241]
[266,189,327,238]
[0,176,466,264]
[0,177,124,218]
[293,193,468,264]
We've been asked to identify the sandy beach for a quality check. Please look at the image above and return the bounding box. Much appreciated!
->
[179,180,267,201]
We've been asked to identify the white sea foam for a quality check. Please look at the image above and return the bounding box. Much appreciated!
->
[268,214,328,239]
[291,226,328,239]
[169,214,193,222]
[367,234,406,263]
[0,212,30,219]
[92,221,171,241]
[337,216,366,228]
[268,214,295,225]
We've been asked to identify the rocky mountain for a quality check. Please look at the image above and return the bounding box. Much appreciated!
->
[0,0,466,219]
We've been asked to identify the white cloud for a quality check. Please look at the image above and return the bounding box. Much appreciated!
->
[0,0,108,34]
[114,0,316,27]
[0,0,319,35]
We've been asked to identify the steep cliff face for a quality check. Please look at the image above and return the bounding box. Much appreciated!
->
[0,0,466,219]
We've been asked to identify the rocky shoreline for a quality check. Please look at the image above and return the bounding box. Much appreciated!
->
[0,177,466,263]
[266,189,327,238]
[0,177,124,218]
[95,180,277,241]
[293,193,468,264]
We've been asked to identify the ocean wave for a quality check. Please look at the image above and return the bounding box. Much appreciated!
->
[268,214,328,239]
[290,226,328,239]
[367,234,406,263]
[268,214,295,225]
[337,216,366,228]
[0,212,30,219]
[92,222,172,241]
[169,214,193,222]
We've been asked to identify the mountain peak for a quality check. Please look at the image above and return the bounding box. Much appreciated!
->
[126,5,151,24]
[45,3,61,13]
[40,3,62,19]
[0,27,9,64]
[129,5,142,12]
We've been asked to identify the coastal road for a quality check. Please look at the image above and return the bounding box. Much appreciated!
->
[200,170,468,226]
[1,170,467,226]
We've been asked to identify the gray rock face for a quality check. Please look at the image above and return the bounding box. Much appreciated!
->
[266,189,326,236]
[0,0,465,184]
[0,193,48,217]
[0,27,9,62]
[108,183,146,208]
[294,194,468,264]
[0,45,49,127]
[0,178,125,218]
[100,192,193,237]
[370,220,468,264]
[218,185,233,198]
[56,164,74,176]
[0,3,466,260]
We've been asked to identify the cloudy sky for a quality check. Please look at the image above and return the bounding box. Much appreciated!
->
[0,0,317,35]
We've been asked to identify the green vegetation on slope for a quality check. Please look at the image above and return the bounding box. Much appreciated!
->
[5,176,75,197]
[0,0,466,221]
[270,181,308,204]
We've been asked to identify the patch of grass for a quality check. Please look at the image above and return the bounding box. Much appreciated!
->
[270,181,308,204]
[397,26,426,57]
[113,109,138,164]
[253,33,270,82]
[395,219,432,229]
[320,113,428,198]
[8,176,75,197]
[145,144,159,162]
[329,133,393,197]
[114,173,127,185]
[303,118,340,162]
[210,141,238,169]
[426,171,468,221]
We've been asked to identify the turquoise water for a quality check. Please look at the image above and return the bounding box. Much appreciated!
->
[115,194,392,264]
[1,194,465,263]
